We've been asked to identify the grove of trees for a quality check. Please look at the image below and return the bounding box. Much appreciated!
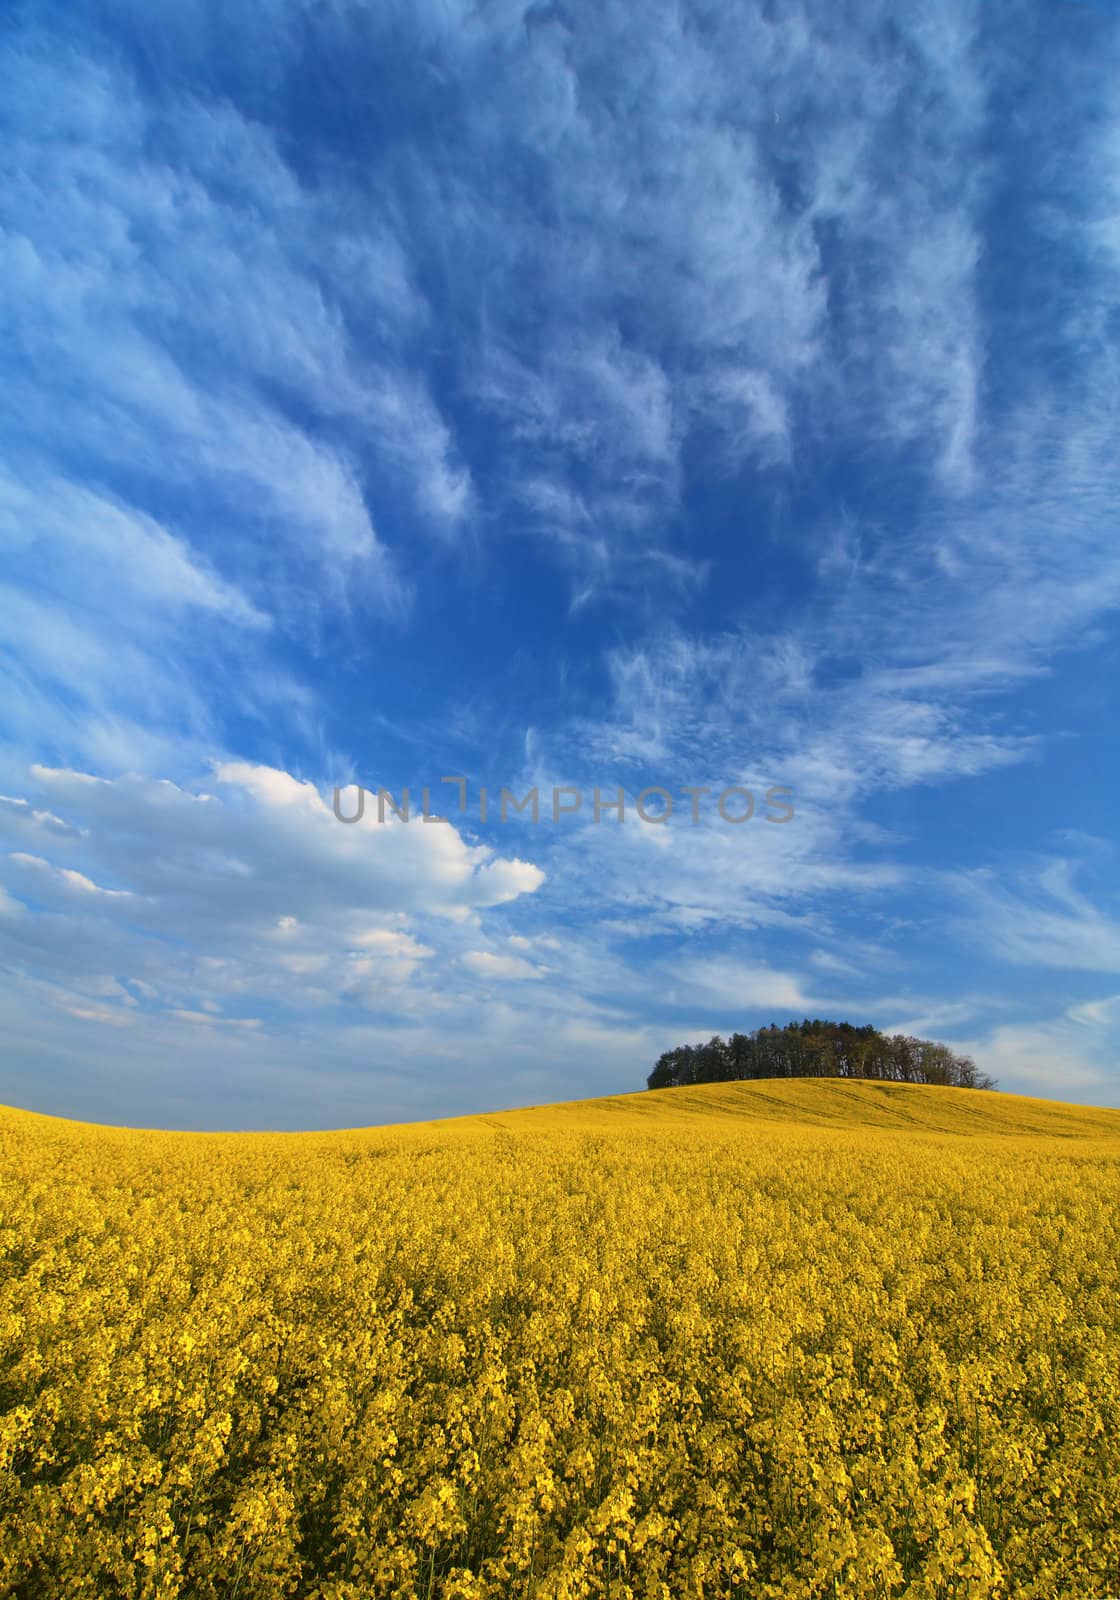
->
[646,1018,997,1091]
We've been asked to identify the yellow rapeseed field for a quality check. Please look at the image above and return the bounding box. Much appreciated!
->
[2,1079,1119,1600]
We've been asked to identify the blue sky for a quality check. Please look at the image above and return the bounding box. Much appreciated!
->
[1,0,1119,1128]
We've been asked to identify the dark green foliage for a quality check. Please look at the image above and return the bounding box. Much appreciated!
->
[646,1019,997,1091]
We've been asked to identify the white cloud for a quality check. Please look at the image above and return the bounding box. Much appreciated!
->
[1068,993,1120,1027]
[0,38,489,816]
[61,1001,137,1029]
[169,1010,263,1030]
[0,469,267,626]
[952,861,1120,973]
[8,851,135,900]
[19,762,546,926]
[0,886,26,919]
[665,957,813,1013]
[950,1020,1114,1102]
[809,949,863,978]
[461,951,545,981]
[350,929,434,959]
[0,763,549,1054]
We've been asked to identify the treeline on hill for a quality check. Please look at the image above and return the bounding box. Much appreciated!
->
[647,1018,997,1091]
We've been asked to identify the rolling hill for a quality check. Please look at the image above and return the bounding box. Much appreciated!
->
[2,1079,1118,1599]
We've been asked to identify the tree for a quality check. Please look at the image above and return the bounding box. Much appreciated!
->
[646,1020,996,1092]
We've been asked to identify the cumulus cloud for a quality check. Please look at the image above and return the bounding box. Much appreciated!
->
[17,762,546,927]
[0,762,552,1055]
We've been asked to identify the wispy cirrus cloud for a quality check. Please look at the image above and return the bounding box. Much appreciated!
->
[0,38,466,636]
[951,860,1120,974]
